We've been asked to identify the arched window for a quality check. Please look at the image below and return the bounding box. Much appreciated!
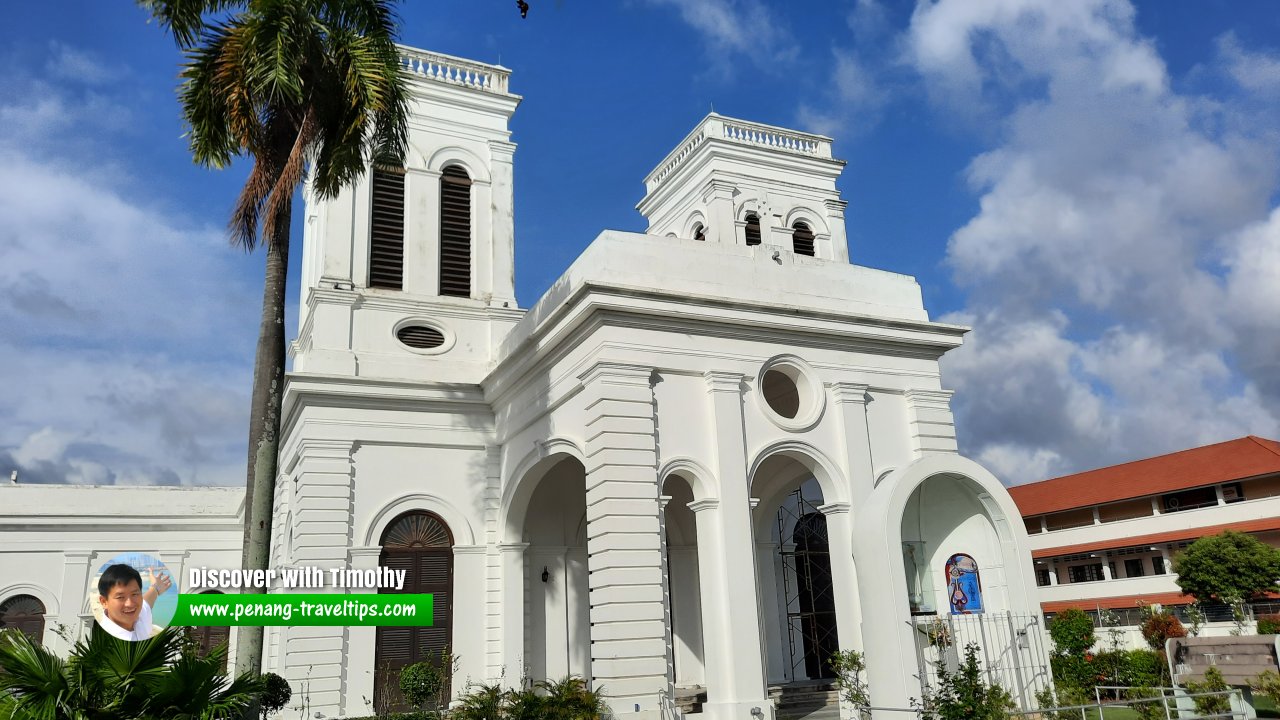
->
[792,221,815,257]
[693,223,706,242]
[944,554,984,614]
[186,590,230,669]
[0,594,45,642]
[439,165,472,298]
[744,213,762,246]
[375,511,454,713]
[369,167,406,289]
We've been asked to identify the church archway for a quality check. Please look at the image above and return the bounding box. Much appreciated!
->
[752,451,842,684]
[0,594,45,643]
[522,456,591,683]
[899,474,1004,617]
[662,472,705,689]
[374,510,454,713]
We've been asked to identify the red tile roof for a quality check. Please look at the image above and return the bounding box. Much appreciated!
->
[1040,592,1190,613]
[1030,517,1280,559]
[1010,436,1280,517]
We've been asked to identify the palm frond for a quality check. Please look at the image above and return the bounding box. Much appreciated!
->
[0,630,72,720]
[138,0,245,49]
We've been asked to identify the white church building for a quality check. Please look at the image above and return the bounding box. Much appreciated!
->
[0,47,1047,720]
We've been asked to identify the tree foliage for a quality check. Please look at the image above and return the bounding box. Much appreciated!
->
[1173,530,1280,601]
[399,661,443,711]
[925,643,1016,720]
[0,627,264,719]
[1048,608,1096,656]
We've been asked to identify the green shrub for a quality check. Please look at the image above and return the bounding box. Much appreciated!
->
[1251,670,1280,705]
[1258,613,1280,635]
[1050,652,1098,690]
[830,649,870,707]
[451,683,504,720]
[1049,609,1096,656]
[259,672,292,719]
[1120,649,1165,688]
[1125,687,1167,720]
[927,643,1016,720]
[1186,666,1231,715]
[1035,683,1090,720]
[400,661,445,711]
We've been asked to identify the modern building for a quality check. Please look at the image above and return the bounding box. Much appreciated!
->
[1010,436,1280,620]
[1,45,1048,720]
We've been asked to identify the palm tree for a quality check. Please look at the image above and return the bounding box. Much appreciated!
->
[0,627,265,719]
[139,0,410,682]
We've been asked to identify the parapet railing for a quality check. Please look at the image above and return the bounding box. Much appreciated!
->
[398,47,510,94]
[642,114,834,192]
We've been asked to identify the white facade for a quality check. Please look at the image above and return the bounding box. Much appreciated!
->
[0,484,245,653]
[0,46,1048,720]
[269,46,1046,720]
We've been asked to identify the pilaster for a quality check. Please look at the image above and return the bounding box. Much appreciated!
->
[500,542,529,686]
[699,371,773,720]
[824,198,850,262]
[700,180,738,246]
[903,389,958,456]
[579,363,670,719]
[818,502,863,660]
[831,383,874,499]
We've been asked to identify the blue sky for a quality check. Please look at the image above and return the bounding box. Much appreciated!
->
[2,0,1279,488]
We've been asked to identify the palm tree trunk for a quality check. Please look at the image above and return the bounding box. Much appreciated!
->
[235,199,291,688]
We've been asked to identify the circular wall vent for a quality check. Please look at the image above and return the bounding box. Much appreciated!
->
[396,324,446,349]
[756,355,826,431]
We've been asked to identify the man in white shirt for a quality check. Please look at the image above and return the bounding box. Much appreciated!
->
[96,563,173,641]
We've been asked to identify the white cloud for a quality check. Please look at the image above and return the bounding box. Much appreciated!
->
[0,47,258,487]
[913,0,1280,483]
[1218,32,1280,96]
[644,0,798,74]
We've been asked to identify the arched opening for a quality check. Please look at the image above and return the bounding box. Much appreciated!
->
[693,223,706,242]
[791,222,814,257]
[439,164,472,297]
[662,473,705,690]
[899,474,1003,617]
[744,213,762,246]
[375,511,454,713]
[522,456,591,683]
[0,594,45,642]
[753,454,839,684]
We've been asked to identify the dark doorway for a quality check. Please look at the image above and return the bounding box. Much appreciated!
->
[777,488,838,681]
[374,511,454,713]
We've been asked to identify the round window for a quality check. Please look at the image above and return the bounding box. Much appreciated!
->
[756,356,825,431]
[393,320,454,354]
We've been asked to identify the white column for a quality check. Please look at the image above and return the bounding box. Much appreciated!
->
[819,503,863,657]
[701,371,772,720]
[500,542,528,687]
[1048,562,1060,586]
[488,140,517,306]
[403,168,439,296]
[824,198,850,262]
[831,383,874,500]
[701,180,738,245]
[1160,547,1173,574]
[579,363,669,720]
[1101,555,1113,581]
[452,545,489,699]
[56,550,93,651]
[344,546,381,718]
[756,541,788,683]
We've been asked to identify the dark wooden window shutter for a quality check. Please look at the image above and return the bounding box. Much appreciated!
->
[745,213,762,246]
[792,221,815,257]
[439,166,472,297]
[369,168,405,289]
[0,594,45,642]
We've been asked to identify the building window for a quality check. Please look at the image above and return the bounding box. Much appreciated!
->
[792,221,815,256]
[375,511,454,713]
[745,213,762,246]
[1161,486,1218,512]
[439,165,472,298]
[693,223,706,242]
[0,594,45,642]
[1124,558,1145,578]
[369,168,406,289]
[1035,568,1051,587]
[1151,556,1166,575]
[1222,482,1245,503]
[1067,563,1104,583]
[944,554,984,614]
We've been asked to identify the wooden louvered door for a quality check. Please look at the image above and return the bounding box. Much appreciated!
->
[369,168,405,289]
[439,166,472,297]
[0,594,45,642]
[374,512,454,713]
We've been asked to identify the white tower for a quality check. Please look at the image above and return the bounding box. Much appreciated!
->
[636,114,850,262]
[293,49,523,384]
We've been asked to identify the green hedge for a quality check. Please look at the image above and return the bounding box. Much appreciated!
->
[1051,649,1166,693]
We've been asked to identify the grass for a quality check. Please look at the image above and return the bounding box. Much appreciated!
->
[1052,694,1280,719]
